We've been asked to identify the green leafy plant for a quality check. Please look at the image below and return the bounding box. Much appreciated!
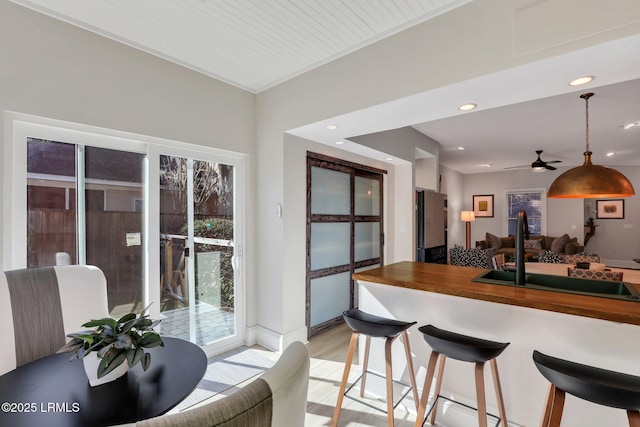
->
[57,306,164,378]
[182,218,235,311]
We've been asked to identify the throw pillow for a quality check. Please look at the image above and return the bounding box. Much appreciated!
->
[550,234,570,253]
[486,233,502,249]
[538,250,563,263]
[501,235,515,248]
[449,246,494,269]
[544,236,555,250]
[524,239,542,249]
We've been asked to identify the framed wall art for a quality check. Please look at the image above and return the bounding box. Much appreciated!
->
[596,199,624,219]
[473,194,494,218]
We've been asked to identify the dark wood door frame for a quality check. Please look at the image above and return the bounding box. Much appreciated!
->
[306,152,386,337]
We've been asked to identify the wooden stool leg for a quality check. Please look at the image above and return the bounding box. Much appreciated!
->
[427,355,446,426]
[360,335,372,397]
[332,331,359,427]
[543,385,565,427]
[385,336,399,427]
[540,383,555,427]
[414,351,439,427]
[490,359,508,427]
[401,330,420,409]
[627,410,640,427]
[475,362,488,427]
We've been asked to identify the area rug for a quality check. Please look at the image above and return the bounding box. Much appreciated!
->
[172,345,276,412]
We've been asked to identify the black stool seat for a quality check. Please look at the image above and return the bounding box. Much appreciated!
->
[415,325,510,427]
[533,350,640,411]
[419,324,510,363]
[343,309,416,338]
[333,309,419,426]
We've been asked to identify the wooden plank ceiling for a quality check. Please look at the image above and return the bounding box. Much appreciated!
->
[11,0,471,92]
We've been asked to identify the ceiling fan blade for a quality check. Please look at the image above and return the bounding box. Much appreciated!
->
[504,164,530,170]
[545,165,557,170]
[546,160,562,164]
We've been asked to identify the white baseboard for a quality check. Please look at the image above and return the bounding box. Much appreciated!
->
[245,324,308,352]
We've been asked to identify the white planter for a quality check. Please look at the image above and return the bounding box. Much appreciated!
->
[82,352,129,387]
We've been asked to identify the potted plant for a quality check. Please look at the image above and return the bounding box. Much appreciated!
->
[58,305,164,386]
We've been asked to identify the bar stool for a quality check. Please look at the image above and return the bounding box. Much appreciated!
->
[415,325,510,427]
[533,350,640,427]
[332,309,419,427]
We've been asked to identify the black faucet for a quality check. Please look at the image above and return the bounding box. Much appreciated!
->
[515,210,530,286]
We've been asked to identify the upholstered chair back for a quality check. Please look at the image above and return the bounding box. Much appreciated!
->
[564,253,602,264]
[133,341,311,427]
[567,268,623,282]
[0,265,109,375]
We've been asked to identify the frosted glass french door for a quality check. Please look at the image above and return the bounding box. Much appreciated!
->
[307,154,383,337]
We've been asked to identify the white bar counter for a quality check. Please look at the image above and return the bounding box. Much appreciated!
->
[354,262,640,427]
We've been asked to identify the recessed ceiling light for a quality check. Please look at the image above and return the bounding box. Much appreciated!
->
[606,152,615,157]
[569,76,594,86]
[457,146,465,150]
[386,157,394,161]
[458,103,477,111]
[334,140,344,145]
[325,124,338,130]
[482,164,491,168]
[624,122,640,130]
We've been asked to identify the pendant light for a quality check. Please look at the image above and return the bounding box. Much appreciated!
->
[547,92,635,198]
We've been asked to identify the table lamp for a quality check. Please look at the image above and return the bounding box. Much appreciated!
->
[461,211,475,249]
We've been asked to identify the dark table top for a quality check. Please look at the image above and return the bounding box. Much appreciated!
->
[0,337,207,427]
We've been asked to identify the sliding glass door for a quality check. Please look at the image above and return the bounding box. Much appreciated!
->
[13,119,245,354]
[158,154,237,347]
[27,138,145,316]
[306,153,385,337]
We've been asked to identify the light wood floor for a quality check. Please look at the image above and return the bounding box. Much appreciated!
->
[190,323,514,426]
[303,322,419,426]
[195,322,420,426]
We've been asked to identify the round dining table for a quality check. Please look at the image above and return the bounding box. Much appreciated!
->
[0,337,207,427]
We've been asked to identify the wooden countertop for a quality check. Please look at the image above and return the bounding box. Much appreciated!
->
[353,261,640,326]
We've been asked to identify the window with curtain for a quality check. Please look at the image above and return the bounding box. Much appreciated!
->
[506,190,544,235]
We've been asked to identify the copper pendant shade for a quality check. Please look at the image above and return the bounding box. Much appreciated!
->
[547,93,635,198]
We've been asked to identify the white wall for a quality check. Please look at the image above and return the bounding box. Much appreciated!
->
[0,1,257,323]
[440,166,465,249]
[3,0,640,352]
[458,165,640,268]
[273,134,409,349]
[583,166,640,268]
[462,168,584,244]
[256,0,640,350]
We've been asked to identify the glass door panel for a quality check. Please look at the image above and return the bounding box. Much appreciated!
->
[308,164,351,332]
[84,147,145,316]
[310,223,350,270]
[355,176,380,216]
[26,138,77,267]
[311,167,350,214]
[310,272,351,325]
[26,139,145,317]
[159,155,236,347]
[354,222,381,262]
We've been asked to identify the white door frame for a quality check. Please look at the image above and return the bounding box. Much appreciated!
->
[3,111,246,355]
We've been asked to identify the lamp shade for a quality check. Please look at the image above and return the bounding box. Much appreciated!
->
[547,152,635,198]
[548,92,636,199]
[461,211,475,222]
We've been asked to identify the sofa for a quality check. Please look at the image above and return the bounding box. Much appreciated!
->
[477,233,584,259]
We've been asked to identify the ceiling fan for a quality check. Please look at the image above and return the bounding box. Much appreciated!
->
[505,150,562,172]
